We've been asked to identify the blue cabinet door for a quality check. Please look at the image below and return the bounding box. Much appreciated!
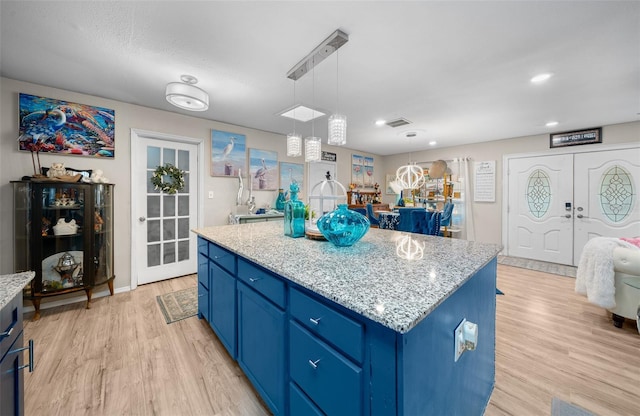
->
[209,261,237,358]
[0,332,24,416]
[237,282,286,416]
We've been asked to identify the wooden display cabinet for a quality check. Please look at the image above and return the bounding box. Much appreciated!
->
[12,181,115,320]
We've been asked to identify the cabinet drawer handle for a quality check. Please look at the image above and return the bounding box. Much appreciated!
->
[1,324,15,339]
[10,339,35,373]
[213,255,226,260]
[249,277,262,283]
[309,317,322,325]
[308,359,321,369]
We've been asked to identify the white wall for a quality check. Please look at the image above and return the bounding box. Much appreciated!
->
[0,77,383,287]
[381,121,640,245]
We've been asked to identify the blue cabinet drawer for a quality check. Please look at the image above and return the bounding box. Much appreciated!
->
[237,259,285,309]
[290,321,363,416]
[0,292,22,360]
[198,236,208,256]
[198,282,209,322]
[198,252,208,289]
[290,288,364,364]
[290,382,323,416]
[209,244,236,274]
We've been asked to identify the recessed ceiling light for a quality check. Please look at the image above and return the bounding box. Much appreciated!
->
[546,121,559,127]
[375,119,386,126]
[531,73,553,84]
[279,105,326,122]
[429,141,437,146]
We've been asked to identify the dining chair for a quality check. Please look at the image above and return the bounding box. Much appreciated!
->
[365,203,380,227]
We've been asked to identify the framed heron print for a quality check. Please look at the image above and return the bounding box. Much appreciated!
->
[211,130,246,177]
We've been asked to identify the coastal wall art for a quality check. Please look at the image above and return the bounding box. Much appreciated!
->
[249,148,278,191]
[211,130,246,177]
[18,93,115,158]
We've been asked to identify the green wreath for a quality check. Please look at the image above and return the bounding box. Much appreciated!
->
[151,163,185,194]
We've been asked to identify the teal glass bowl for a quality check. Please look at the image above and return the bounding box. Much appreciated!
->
[316,204,370,247]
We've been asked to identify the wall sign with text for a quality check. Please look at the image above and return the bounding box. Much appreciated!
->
[550,127,602,148]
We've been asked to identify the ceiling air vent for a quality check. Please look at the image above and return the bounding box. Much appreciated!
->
[386,118,411,128]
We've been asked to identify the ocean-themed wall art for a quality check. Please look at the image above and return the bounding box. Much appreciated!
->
[211,130,246,177]
[249,148,278,191]
[280,162,304,194]
[18,93,115,158]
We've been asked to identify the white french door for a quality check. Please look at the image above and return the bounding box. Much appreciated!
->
[506,145,640,266]
[131,130,202,286]
[507,154,574,264]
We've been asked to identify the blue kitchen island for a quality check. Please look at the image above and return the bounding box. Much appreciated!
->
[193,222,501,416]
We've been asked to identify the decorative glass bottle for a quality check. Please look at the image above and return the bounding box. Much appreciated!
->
[284,182,305,238]
[275,188,286,211]
[316,204,370,247]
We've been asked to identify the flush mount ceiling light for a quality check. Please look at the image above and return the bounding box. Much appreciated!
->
[166,75,209,111]
[530,73,553,84]
[546,121,559,127]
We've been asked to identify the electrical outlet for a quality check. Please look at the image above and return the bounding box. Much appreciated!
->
[208,191,214,199]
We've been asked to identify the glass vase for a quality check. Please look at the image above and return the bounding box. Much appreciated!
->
[275,188,286,211]
[316,204,370,247]
[284,183,305,238]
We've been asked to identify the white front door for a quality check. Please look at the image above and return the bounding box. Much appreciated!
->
[131,131,201,286]
[573,148,640,262]
[507,154,574,264]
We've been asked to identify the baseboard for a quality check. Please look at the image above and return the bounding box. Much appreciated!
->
[22,285,132,313]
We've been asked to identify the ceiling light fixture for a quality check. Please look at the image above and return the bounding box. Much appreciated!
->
[530,73,553,84]
[305,57,321,162]
[165,75,209,111]
[546,121,559,127]
[328,50,347,146]
[375,119,386,126]
[286,81,302,157]
[429,141,437,146]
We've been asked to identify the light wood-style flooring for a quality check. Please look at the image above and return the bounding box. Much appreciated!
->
[23,265,640,415]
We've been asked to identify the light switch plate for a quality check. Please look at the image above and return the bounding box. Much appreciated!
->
[208,191,214,199]
[454,318,466,362]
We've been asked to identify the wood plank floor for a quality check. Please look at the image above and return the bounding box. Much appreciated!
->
[23,265,640,415]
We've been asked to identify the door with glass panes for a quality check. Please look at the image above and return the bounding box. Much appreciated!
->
[135,135,198,285]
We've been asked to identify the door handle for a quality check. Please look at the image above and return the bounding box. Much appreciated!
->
[564,214,571,218]
[577,214,586,219]
[139,217,146,222]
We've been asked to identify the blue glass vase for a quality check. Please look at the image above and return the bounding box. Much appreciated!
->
[275,188,286,211]
[317,204,370,247]
[284,183,305,238]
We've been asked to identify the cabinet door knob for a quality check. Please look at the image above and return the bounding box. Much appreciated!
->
[139,217,146,222]
[309,317,322,325]
[308,359,321,369]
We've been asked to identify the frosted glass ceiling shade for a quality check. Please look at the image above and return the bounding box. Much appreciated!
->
[327,114,347,146]
[165,82,209,111]
[395,164,425,189]
[287,133,302,157]
[305,136,322,162]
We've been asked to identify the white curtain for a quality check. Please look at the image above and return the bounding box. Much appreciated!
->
[454,157,475,241]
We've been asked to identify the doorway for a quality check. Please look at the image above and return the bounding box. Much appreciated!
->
[130,129,204,287]
[505,145,639,266]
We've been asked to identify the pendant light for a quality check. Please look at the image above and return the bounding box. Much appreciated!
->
[165,75,209,112]
[286,81,302,157]
[305,57,322,162]
[328,50,347,146]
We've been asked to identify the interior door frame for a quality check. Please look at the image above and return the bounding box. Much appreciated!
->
[130,128,205,290]
[502,142,639,259]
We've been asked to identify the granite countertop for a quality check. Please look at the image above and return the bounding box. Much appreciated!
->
[0,271,35,310]
[194,222,501,333]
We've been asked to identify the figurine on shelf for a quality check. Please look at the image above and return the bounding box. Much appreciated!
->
[52,218,78,235]
[41,216,51,236]
[94,211,104,232]
[46,162,68,178]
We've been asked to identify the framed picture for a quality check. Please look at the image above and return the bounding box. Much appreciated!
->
[249,148,278,191]
[352,154,364,187]
[280,162,304,194]
[211,130,246,176]
[386,174,397,194]
[550,127,602,148]
[18,93,115,158]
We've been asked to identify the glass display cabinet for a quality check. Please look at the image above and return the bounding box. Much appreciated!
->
[12,181,115,320]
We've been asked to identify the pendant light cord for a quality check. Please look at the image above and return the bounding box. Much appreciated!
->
[311,56,315,137]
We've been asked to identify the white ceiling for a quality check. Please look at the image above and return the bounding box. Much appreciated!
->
[1,1,638,156]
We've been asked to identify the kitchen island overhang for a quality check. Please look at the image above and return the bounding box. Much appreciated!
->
[194,222,501,415]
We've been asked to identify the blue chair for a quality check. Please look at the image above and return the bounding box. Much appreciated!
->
[428,211,442,236]
[397,207,426,232]
[439,202,454,236]
[410,210,428,234]
[365,203,380,227]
